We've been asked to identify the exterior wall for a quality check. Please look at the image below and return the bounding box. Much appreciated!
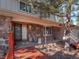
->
[0,0,60,22]
[0,0,19,12]
[0,0,1,8]
[0,0,39,18]
[0,15,12,58]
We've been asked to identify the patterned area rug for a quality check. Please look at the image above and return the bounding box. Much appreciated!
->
[14,47,47,59]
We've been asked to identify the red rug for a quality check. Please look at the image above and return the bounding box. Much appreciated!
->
[14,47,47,59]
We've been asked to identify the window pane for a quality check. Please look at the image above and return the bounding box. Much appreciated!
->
[20,1,32,13]
[20,2,26,11]
[26,5,32,13]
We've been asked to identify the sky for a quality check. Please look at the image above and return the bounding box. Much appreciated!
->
[61,2,79,25]
[71,11,78,25]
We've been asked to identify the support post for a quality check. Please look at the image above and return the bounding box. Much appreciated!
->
[44,26,47,47]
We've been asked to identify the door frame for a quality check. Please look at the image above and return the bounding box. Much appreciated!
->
[13,23,22,44]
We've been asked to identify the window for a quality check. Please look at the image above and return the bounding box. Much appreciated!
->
[20,2,26,11]
[46,27,52,34]
[20,1,32,13]
[43,27,52,35]
[27,5,31,13]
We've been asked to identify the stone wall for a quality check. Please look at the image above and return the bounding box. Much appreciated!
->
[0,15,12,58]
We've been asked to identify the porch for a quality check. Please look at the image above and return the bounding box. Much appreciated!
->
[0,15,63,59]
[12,22,64,49]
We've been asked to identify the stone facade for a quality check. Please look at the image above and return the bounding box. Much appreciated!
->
[0,15,12,58]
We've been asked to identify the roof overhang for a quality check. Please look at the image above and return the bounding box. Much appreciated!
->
[0,9,62,28]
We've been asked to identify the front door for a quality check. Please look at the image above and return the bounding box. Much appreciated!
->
[14,23,22,44]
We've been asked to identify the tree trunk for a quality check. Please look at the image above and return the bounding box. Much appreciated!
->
[64,12,71,51]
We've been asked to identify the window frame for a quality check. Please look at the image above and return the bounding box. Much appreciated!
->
[19,1,32,13]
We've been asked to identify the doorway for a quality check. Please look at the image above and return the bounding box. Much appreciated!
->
[13,23,22,45]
